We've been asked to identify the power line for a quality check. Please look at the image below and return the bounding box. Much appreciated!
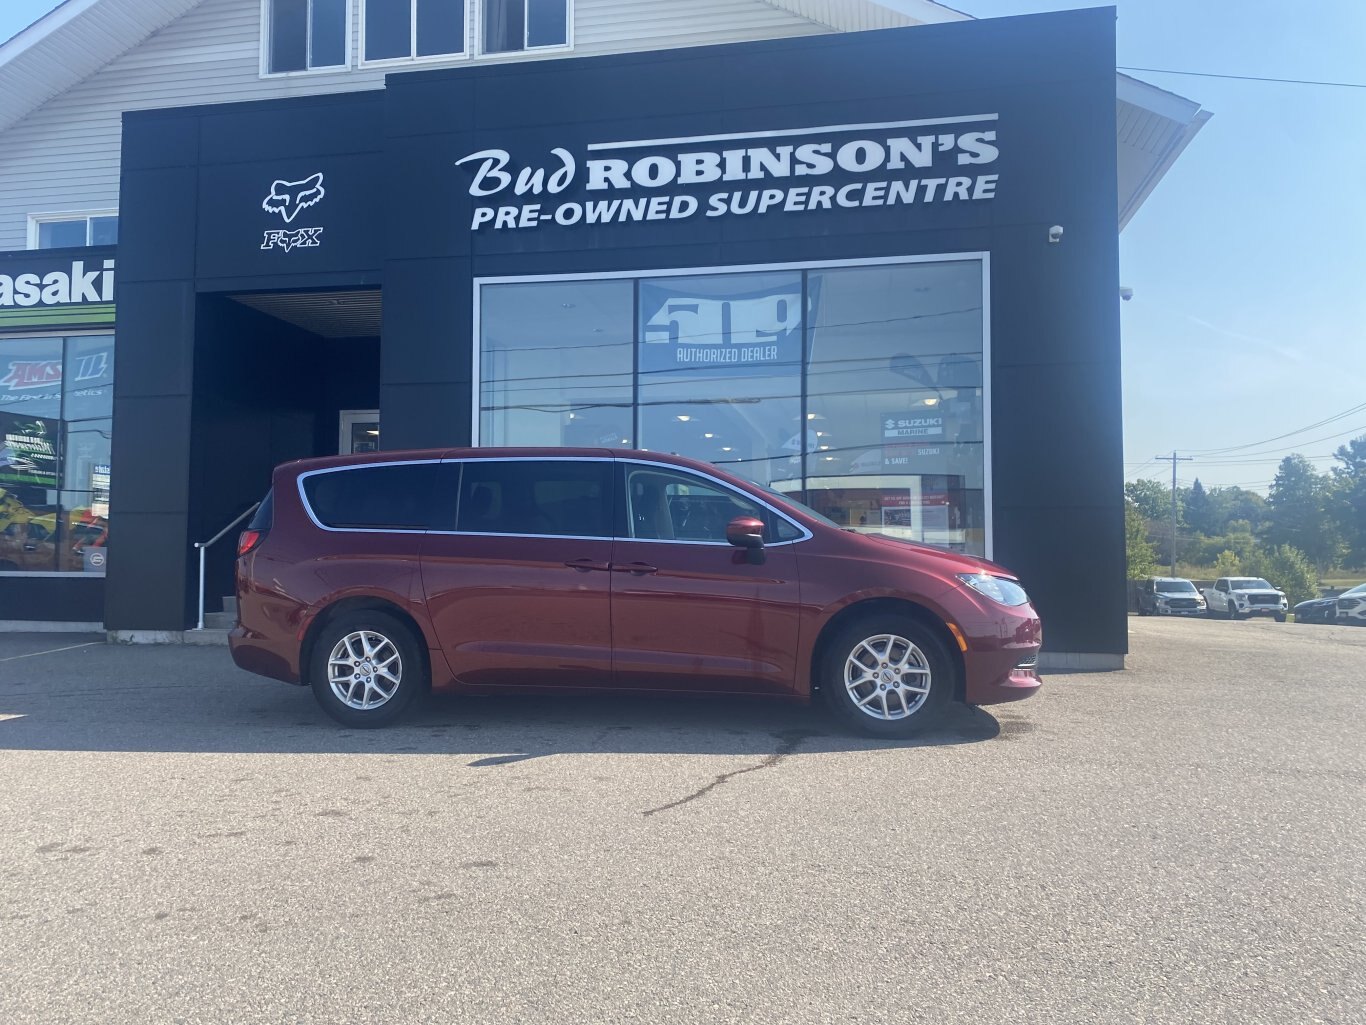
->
[1186,402,1366,457]
[1118,66,1366,89]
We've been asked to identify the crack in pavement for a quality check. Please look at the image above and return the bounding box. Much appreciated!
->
[641,730,818,817]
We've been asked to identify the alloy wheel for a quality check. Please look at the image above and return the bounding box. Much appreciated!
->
[844,633,932,720]
[327,630,402,710]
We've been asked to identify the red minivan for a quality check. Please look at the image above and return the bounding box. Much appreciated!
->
[229,449,1041,736]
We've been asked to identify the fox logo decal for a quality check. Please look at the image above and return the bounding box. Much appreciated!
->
[262,173,326,223]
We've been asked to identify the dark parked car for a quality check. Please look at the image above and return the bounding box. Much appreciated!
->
[229,449,1042,737]
[1136,577,1206,616]
[1292,597,1337,624]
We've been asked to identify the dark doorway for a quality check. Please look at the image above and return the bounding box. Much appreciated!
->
[189,289,380,619]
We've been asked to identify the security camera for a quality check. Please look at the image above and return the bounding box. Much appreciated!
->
[1048,225,1064,244]
[1119,286,1134,302]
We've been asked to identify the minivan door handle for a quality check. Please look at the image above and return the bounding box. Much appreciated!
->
[564,558,612,573]
[614,561,658,576]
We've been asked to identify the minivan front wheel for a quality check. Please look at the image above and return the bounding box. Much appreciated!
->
[309,611,425,728]
[820,615,954,738]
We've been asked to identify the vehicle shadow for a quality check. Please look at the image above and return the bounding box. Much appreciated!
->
[0,641,1004,758]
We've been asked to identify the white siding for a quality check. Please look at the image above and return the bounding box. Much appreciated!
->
[0,0,832,249]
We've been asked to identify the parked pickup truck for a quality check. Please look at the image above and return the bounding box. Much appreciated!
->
[1137,577,1207,616]
[1202,577,1288,621]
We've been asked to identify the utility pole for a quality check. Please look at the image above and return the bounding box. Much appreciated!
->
[1154,451,1194,577]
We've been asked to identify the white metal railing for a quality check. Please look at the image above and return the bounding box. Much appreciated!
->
[192,502,260,631]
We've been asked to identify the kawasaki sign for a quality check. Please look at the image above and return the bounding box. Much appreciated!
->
[0,253,116,328]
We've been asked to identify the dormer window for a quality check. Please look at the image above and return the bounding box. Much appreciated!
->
[364,0,468,63]
[483,0,569,54]
[265,0,349,74]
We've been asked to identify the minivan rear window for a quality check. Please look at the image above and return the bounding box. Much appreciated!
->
[302,462,449,530]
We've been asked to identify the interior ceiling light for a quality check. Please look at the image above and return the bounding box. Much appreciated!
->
[703,433,715,439]
[676,415,692,422]
[721,446,733,452]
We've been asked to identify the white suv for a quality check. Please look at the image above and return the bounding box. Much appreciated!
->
[1335,583,1366,624]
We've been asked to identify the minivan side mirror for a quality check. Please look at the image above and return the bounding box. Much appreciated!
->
[726,516,765,549]
[726,516,766,565]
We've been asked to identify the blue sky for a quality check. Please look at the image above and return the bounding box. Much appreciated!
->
[3,0,1362,492]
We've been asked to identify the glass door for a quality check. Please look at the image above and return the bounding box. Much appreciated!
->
[339,410,380,454]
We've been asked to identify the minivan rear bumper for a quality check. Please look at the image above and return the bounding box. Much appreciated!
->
[229,626,304,686]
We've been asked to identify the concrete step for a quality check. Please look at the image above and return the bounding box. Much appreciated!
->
[184,628,230,646]
[202,612,236,630]
[221,596,237,615]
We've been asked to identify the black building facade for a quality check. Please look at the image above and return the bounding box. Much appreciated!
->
[44,9,1124,661]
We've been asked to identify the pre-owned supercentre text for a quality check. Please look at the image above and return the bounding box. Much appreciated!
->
[455,123,1000,232]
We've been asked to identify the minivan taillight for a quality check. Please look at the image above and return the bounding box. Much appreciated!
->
[237,529,266,557]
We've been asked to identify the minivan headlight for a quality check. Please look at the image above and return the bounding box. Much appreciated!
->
[957,573,1030,607]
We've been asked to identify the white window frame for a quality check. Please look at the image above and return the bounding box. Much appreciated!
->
[473,253,993,559]
[475,0,574,58]
[259,0,355,79]
[26,210,119,250]
[359,0,472,68]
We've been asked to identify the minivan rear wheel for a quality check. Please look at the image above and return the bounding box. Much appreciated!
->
[820,614,954,738]
[309,611,425,728]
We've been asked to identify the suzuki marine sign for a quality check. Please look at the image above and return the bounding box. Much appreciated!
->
[455,115,1000,232]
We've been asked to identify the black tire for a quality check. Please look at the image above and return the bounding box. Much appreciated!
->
[308,611,426,728]
[1274,613,1287,623]
[819,614,955,738]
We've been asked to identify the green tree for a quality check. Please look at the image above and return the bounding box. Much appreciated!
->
[1125,500,1158,579]
[1185,478,1216,536]
[1212,550,1242,578]
[1329,434,1366,566]
[1244,545,1318,605]
[1124,479,1172,524]
[1265,454,1342,569]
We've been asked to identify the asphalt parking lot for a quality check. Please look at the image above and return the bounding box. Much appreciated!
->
[0,618,1362,1025]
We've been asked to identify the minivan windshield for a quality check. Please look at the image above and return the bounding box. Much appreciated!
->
[749,481,841,529]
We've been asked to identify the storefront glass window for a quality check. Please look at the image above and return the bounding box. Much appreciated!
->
[477,258,987,556]
[0,334,114,574]
[637,272,802,488]
[804,262,984,553]
[480,281,633,448]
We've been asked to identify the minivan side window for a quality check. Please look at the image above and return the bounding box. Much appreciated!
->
[456,460,613,538]
[625,465,802,544]
[302,462,448,530]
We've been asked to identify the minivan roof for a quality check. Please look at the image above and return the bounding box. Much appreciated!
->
[277,447,734,476]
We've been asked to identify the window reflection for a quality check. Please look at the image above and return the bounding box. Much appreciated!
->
[480,281,634,448]
[637,273,801,488]
[803,262,984,553]
[477,260,987,556]
[0,334,114,574]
